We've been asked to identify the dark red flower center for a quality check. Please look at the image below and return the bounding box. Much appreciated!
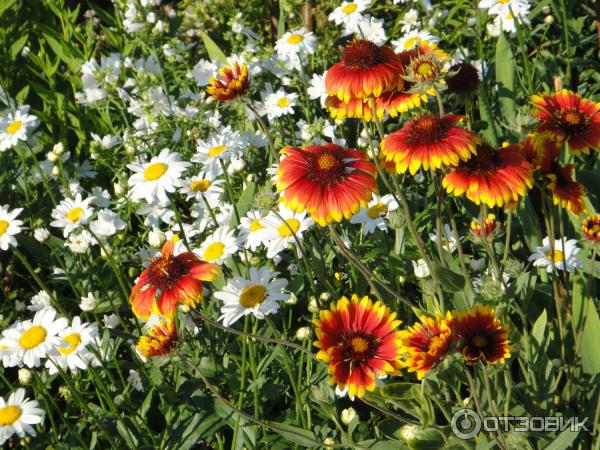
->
[342,40,385,69]
[406,115,450,145]
[308,151,347,188]
[462,144,502,174]
[342,331,378,362]
[146,255,189,290]
[554,108,590,136]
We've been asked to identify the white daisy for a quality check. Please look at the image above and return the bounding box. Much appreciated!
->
[400,8,420,33]
[261,206,313,258]
[215,266,289,327]
[127,148,190,204]
[238,210,270,251]
[412,259,431,278]
[0,205,24,251]
[179,169,224,207]
[349,194,399,235]
[0,388,45,445]
[275,28,317,65]
[262,88,298,121]
[27,291,51,312]
[349,15,387,44]
[196,226,240,264]
[89,209,126,237]
[0,106,38,152]
[528,237,581,273]
[1,307,67,368]
[79,292,97,312]
[429,224,458,253]
[307,71,329,107]
[329,0,371,27]
[50,194,94,237]
[65,230,96,254]
[188,58,218,86]
[191,127,245,172]
[45,316,99,375]
[392,30,439,52]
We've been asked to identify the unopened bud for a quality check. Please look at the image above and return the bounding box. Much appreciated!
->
[51,166,60,176]
[53,142,65,155]
[46,152,58,163]
[319,292,331,302]
[295,327,311,340]
[341,407,357,425]
[285,292,298,305]
[308,296,319,313]
[18,368,32,385]
[148,229,165,248]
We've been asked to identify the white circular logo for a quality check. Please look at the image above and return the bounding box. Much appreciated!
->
[451,408,481,439]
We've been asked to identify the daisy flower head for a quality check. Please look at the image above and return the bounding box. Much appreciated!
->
[192,127,245,171]
[276,143,377,226]
[215,266,289,327]
[50,194,94,237]
[0,205,24,251]
[262,88,299,121]
[329,0,371,28]
[429,223,458,253]
[529,237,582,273]
[179,168,224,207]
[470,213,497,239]
[307,71,329,107]
[127,149,190,205]
[197,226,240,265]
[130,237,219,320]
[582,214,600,243]
[442,142,532,208]
[238,210,270,251]
[0,106,39,152]
[452,305,511,364]
[275,28,317,61]
[44,317,99,375]
[206,59,250,101]
[531,89,600,155]
[401,312,454,380]
[545,164,587,216]
[325,39,404,103]
[349,194,399,235]
[136,317,178,358]
[0,388,45,445]
[391,30,439,52]
[1,307,67,368]
[314,294,404,399]
[381,114,479,175]
[260,205,314,258]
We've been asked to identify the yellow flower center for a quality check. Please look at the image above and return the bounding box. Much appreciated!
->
[19,325,47,350]
[545,249,564,263]
[6,121,23,135]
[208,145,226,157]
[564,111,581,125]
[0,220,8,237]
[506,12,513,20]
[287,33,304,45]
[204,242,225,261]
[350,336,369,353]
[341,3,358,14]
[403,36,421,49]
[0,405,22,426]
[473,334,487,348]
[416,61,435,77]
[317,153,338,171]
[249,219,265,232]
[497,0,509,3]
[59,333,81,355]
[276,97,290,108]
[367,203,388,219]
[278,218,300,237]
[66,207,84,223]
[239,284,268,308]
[190,179,211,192]
[144,162,168,181]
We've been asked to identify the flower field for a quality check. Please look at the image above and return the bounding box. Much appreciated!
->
[1,0,600,448]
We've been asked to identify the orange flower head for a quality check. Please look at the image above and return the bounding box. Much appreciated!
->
[582,214,600,243]
[325,40,404,103]
[453,305,511,364]
[381,114,479,175]
[206,61,249,101]
[325,95,382,122]
[276,144,377,226]
[130,237,220,320]
[400,312,454,380]
[520,132,561,173]
[314,295,403,398]
[136,318,178,358]
[443,142,532,208]
[470,213,497,238]
[378,90,428,117]
[545,164,587,216]
[532,89,600,155]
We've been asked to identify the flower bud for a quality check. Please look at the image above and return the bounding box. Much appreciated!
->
[307,296,319,313]
[341,407,357,425]
[51,166,60,176]
[148,228,165,248]
[319,292,331,302]
[295,327,311,340]
[53,142,65,155]
[544,15,554,25]
[114,181,126,197]
[18,368,32,385]
[285,292,298,305]
[323,437,336,447]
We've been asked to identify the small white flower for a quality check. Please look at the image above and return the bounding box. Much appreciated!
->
[307,72,328,107]
[329,0,371,27]
[260,206,314,258]
[45,317,99,375]
[27,291,51,312]
[400,9,420,33]
[238,210,270,251]
[79,293,97,312]
[197,227,240,264]
[0,388,45,445]
[65,230,96,254]
[179,168,224,207]
[33,228,50,243]
[192,127,245,172]
[529,237,581,273]
[128,369,144,392]
[89,209,126,237]
[50,194,94,237]
[275,28,317,70]
[0,205,24,251]
[412,259,431,279]
[0,106,38,152]
[350,194,399,235]
[392,30,439,52]
[189,59,218,86]
[429,224,458,253]
[102,313,120,329]
[261,86,298,121]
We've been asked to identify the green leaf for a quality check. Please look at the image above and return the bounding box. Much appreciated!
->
[10,34,28,59]
[495,32,516,124]
[277,2,285,39]
[266,422,319,447]
[380,382,417,400]
[516,197,541,251]
[356,439,408,450]
[433,265,465,293]
[544,428,580,450]
[233,181,256,224]
[198,31,227,65]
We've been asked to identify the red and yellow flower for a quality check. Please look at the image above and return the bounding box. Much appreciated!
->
[206,60,249,101]
[452,305,511,364]
[520,132,561,173]
[400,312,454,380]
[276,144,377,226]
[325,95,382,122]
[314,295,403,398]
[531,89,600,155]
[381,114,479,175]
[443,142,532,208]
[129,237,219,320]
[136,318,178,358]
[325,39,404,103]
[470,213,497,238]
[581,214,600,243]
[545,164,587,216]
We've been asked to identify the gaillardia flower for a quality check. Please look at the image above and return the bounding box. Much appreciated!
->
[531,89,600,154]
[325,39,404,103]
[314,295,403,398]
[136,318,178,358]
[130,237,219,320]
[206,60,249,101]
[443,142,532,208]
[445,62,480,97]
[381,114,479,175]
[581,214,600,243]
[325,95,382,122]
[452,305,510,364]
[276,144,377,226]
[545,164,587,216]
[400,312,454,380]
[470,213,497,238]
